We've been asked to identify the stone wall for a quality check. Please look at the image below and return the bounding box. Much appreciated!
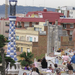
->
[32,26,47,58]
[61,36,74,49]
[32,35,47,58]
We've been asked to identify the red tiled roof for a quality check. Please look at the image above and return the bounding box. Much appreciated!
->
[16,12,64,22]
[0,17,9,20]
[58,18,75,23]
[0,10,64,23]
[26,11,64,17]
[16,17,45,22]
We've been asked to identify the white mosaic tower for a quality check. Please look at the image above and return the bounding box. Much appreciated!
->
[7,0,17,61]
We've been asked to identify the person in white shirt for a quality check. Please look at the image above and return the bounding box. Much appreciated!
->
[32,68,39,75]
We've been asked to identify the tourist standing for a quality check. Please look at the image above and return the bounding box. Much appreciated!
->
[61,49,65,56]
[63,53,69,63]
[41,57,47,69]
[55,57,59,64]
[71,52,75,71]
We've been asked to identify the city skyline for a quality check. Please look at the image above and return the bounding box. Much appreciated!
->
[1,0,75,8]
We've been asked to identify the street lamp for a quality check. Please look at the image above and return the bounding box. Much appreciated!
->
[7,0,17,61]
[9,0,17,16]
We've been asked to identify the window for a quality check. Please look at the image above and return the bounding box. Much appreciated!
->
[70,31,73,35]
[30,37,32,42]
[34,37,36,42]
[69,36,72,41]
[58,37,61,41]
[63,24,66,29]
[36,28,39,31]
[20,36,25,41]
[16,36,19,40]
[34,28,36,31]
[70,11,73,14]
[34,28,39,31]
[40,28,42,31]
[16,47,19,51]
[27,37,29,41]
[49,22,52,24]
[5,22,9,26]
[70,24,74,28]
[27,48,30,53]
[21,47,23,52]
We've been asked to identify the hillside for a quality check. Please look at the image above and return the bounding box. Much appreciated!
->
[0,4,55,17]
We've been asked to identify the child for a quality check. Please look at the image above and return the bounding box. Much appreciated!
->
[55,57,59,64]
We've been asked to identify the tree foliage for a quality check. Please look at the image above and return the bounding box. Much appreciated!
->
[0,35,9,48]
[0,34,15,66]
[19,52,34,66]
[0,53,15,67]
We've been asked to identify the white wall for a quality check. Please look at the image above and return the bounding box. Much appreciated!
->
[69,10,75,18]
[32,22,35,27]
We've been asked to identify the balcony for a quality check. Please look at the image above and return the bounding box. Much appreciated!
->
[5,30,9,33]
[63,27,66,29]
[15,26,22,28]
[16,40,32,46]
[5,24,9,26]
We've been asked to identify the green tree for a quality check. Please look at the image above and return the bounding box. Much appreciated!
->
[0,35,9,48]
[19,52,34,66]
[0,53,15,67]
[0,35,15,67]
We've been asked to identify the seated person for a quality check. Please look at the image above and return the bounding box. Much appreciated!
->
[57,49,61,52]
[25,64,30,70]
[46,67,53,73]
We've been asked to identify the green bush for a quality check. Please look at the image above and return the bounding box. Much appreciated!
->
[0,35,9,48]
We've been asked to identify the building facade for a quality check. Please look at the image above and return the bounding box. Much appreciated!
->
[0,18,9,37]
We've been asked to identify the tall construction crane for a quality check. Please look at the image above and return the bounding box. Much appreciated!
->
[5,0,8,18]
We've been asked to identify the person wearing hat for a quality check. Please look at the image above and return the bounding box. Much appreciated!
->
[71,52,75,71]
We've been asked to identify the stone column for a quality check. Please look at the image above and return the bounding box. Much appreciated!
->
[6,0,17,61]
[6,16,17,61]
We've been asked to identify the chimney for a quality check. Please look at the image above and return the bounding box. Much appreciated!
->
[55,20,58,25]
[45,19,49,26]
[43,8,47,12]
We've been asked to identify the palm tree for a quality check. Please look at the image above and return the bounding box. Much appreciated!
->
[19,52,34,66]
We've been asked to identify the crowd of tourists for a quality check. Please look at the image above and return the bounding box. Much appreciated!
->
[23,49,75,75]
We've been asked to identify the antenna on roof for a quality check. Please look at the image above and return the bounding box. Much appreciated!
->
[44,0,47,11]
[24,0,26,16]
[33,0,34,11]
[44,0,45,8]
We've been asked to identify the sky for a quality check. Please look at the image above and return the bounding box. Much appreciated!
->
[2,0,75,8]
